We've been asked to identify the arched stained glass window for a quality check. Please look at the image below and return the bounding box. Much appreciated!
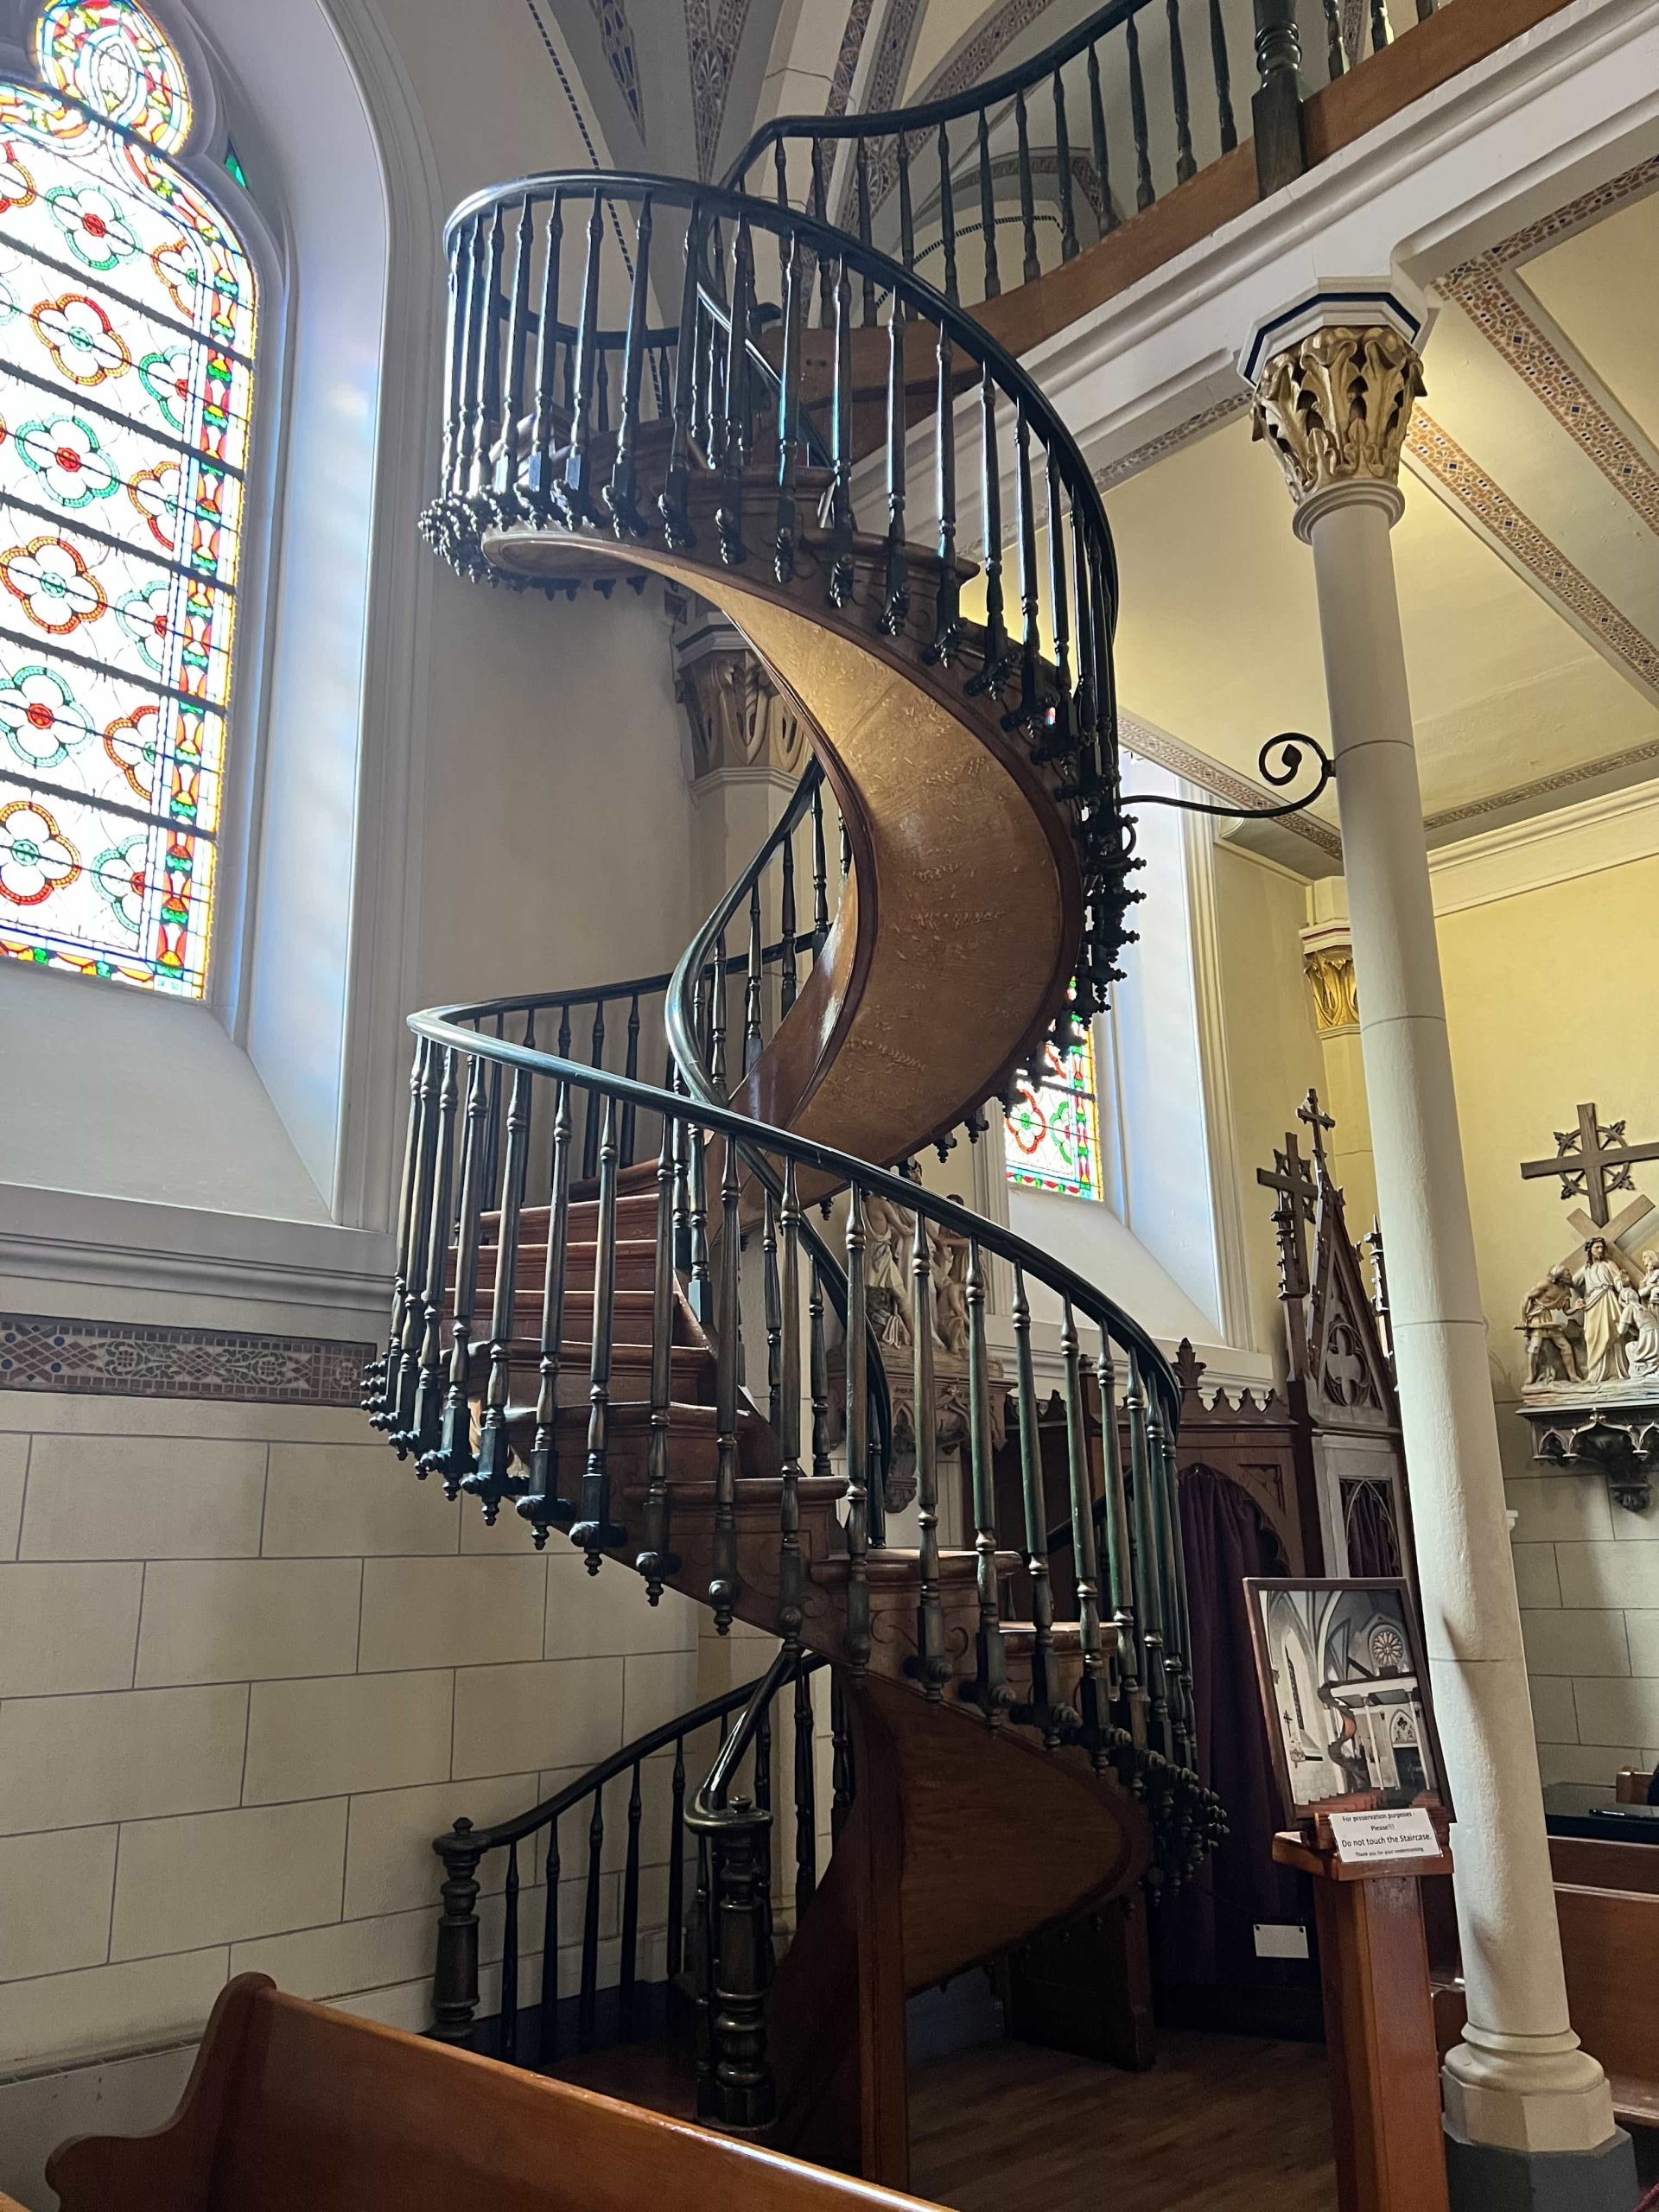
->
[1004,1007,1103,1200]
[0,0,254,995]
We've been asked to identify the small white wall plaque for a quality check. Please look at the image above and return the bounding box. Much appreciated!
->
[1327,1806,1440,1865]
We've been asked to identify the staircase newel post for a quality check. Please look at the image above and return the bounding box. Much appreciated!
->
[1250,0,1306,195]
[705,1810,778,2132]
[1062,1299,1109,1769]
[908,1202,950,1700]
[1096,1329,1142,1744]
[966,1237,1011,1724]
[431,1819,485,2048]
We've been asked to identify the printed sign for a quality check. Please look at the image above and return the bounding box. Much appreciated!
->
[1327,1806,1440,1866]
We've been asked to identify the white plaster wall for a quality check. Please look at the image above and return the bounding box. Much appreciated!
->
[0,1389,702,2212]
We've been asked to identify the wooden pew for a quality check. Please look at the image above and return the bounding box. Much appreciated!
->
[1430,1839,1659,2134]
[44,1975,943,2212]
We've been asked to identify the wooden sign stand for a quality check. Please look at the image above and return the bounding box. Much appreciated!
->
[1274,1818,1453,2212]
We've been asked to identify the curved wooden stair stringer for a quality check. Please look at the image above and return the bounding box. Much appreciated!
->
[765,1676,1149,2188]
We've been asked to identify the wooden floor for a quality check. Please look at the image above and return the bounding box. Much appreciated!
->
[910,2032,1337,2212]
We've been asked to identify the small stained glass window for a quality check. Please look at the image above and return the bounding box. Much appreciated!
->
[0,0,255,995]
[1004,1014,1102,1201]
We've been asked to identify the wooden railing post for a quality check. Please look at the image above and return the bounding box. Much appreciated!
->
[1251,0,1306,195]
[432,1819,484,2047]
[690,1808,777,2132]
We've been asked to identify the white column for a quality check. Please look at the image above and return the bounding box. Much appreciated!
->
[1243,301,1625,2182]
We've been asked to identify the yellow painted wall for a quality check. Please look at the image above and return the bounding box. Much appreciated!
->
[1211,843,1326,1370]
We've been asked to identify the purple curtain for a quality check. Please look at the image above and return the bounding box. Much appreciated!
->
[1160,1466,1301,1985]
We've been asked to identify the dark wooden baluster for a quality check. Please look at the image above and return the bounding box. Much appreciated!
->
[898,132,917,273]
[573,1096,624,1570]
[1208,0,1238,149]
[717,215,753,566]
[1161,1417,1197,1767]
[639,1110,682,1599]
[772,136,790,211]
[809,1264,831,1484]
[480,1014,505,1205]
[1168,0,1198,182]
[709,1134,742,1630]
[620,993,640,1166]
[1039,448,1072,759]
[620,1758,643,2037]
[967,1239,1010,1723]
[496,195,534,513]
[582,1001,606,1181]
[1371,0,1390,51]
[539,1815,562,2062]
[467,1052,532,1520]
[971,367,1009,690]
[809,137,832,326]
[596,344,612,440]
[762,1189,783,1432]
[774,226,802,582]
[475,207,506,497]
[688,1112,712,1326]
[830,1672,855,1840]
[937,122,960,305]
[1015,89,1040,284]
[911,1207,947,1699]
[1053,67,1079,261]
[432,1819,484,2047]
[661,205,700,550]
[692,1833,714,2110]
[839,818,852,885]
[842,1189,873,1672]
[526,194,566,512]
[1061,1300,1109,1768]
[1096,1332,1141,1735]
[976,109,1001,299]
[436,1052,488,1493]
[438,229,466,500]
[779,833,798,1012]
[1071,502,1100,773]
[755,1694,772,1818]
[931,323,961,663]
[1126,13,1156,211]
[1013,409,1041,733]
[520,1079,573,1539]
[1323,0,1345,79]
[855,137,875,325]
[607,192,653,533]
[1013,1266,1060,1745]
[371,1038,424,1430]
[500,1839,520,2063]
[778,1163,804,1645]
[1087,44,1118,235]
[391,1040,440,1453]
[793,1658,817,1916]
[810,786,830,950]
[454,217,486,499]
[828,259,855,607]
[412,1046,459,1465]
[564,193,605,521]
[667,1738,687,1974]
[578,1786,603,2052]
[880,295,909,635]
[709,935,729,1091]
[1126,1357,1169,1756]
[745,884,765,1071]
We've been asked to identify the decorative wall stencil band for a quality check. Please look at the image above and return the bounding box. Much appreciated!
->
[0,1310,373,1402]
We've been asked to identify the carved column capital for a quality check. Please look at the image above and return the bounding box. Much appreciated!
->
[1250,323,1425,539]
[673,609,806,784]
[1300,922,1358,1035]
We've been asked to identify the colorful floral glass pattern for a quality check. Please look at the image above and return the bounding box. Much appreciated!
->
[1004,1021,1103,1200]
[0,3,252,995]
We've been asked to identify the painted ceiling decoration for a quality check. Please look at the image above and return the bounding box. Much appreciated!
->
[686,0,752,180]
[826,0,877,119]
[589,0,645,133]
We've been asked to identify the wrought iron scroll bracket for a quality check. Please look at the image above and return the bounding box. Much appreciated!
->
[1120,731,1333,823]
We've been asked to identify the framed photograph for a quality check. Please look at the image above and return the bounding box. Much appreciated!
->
[1244,1578,1451,1829]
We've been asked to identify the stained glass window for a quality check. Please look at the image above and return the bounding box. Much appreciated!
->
[1004,1015,1103,1200]
[0,0,254,995]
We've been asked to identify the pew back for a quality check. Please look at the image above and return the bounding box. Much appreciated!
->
[47,1977,938,2212]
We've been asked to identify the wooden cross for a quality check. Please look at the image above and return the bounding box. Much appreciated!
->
[1258,1132,1318,1297]
[1520,1102,1659,1229]
[1298,1088,1337,1174]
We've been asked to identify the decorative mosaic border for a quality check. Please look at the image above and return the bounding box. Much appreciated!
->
[1439,257,1659,537]
[1093,390,1252,491]
[827,0,876,120]
[1404,411,1659,695]
[0,1313,374,1406]
[1422,737,1659,834]
[686,0,753,182]
[1119,712,1344,860]
[1484,153,1659,268]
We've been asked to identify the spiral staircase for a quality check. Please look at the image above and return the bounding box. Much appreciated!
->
[362,29,1234,2187]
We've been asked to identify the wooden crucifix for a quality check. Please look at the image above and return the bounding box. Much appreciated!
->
[1520,1102,1659,1229]
[1257,1129,1318,1300]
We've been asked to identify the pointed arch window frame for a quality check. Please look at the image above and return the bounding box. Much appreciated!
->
[0,0,282,1007]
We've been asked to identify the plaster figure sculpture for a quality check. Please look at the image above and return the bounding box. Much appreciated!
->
[1621,1255,1659,1382]
[1576,1238,1634,1385]
[1520,1268,1585,1387]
